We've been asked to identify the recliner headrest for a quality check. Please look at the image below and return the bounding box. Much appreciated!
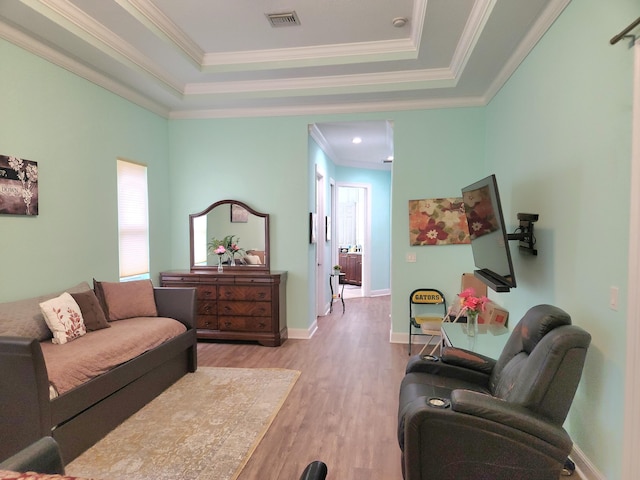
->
[520,304,571,353]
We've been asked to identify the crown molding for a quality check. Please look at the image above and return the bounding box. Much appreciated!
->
[169,96,486,120]
[308,124,340,164]
[118,0,428,73]
[20,0,184,95]
[0,19,170,118]
[185,67,455,98]
[201,38,419,73]
[114,0,204,68]
[484,0,571,102]
[450,0,497,78]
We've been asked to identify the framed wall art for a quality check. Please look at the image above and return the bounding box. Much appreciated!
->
[230,203,249,223]
[0,155,38,216]
[325,215,331,242]
[408,197,470,246]
[309,212,317,244]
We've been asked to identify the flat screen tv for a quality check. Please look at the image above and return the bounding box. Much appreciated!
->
[461,174,516,292]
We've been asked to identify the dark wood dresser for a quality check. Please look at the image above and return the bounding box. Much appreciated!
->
[160,270,287,346]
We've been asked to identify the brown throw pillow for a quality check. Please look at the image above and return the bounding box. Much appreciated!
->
[71,290,110,331]
[93,279,158,321]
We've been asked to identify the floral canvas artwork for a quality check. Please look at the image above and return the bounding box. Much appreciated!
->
[462,185,499,239]
[0,155,39,215]
[409,197,470,246]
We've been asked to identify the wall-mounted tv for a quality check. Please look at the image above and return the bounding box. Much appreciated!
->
[461,174,516,292]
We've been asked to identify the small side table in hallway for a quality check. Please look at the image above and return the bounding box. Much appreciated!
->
[329,272,346,313]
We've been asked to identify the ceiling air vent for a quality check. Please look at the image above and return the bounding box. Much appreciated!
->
[266,11,300,27]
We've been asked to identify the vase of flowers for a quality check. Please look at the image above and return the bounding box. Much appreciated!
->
[213,245,226,272]
[458,288,488,337]
[208,235,244,270]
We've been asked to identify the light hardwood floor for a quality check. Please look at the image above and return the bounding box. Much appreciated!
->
[197,295,408,480]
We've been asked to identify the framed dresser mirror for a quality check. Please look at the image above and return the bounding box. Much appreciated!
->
[189,199,270,272]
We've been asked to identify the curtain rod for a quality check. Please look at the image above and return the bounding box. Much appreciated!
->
[610,16,640,45]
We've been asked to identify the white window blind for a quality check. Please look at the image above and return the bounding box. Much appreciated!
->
[117,159,150,279]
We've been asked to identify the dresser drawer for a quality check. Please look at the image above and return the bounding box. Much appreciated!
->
[218,285,271,301]
[218,301,271,317]
[197,315,218,330]
[197,285,217,300]
[219,316,271,332]
[197,300,216,316]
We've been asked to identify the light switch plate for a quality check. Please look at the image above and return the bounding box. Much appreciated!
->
[406,252,416,263]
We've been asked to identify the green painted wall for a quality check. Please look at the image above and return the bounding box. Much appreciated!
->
[168,111,483,334]
[0,40,170,302]
[390,107,486,337]
[167,118,312,332]
[485,1,636,477]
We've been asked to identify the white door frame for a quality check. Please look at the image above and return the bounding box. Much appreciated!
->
[315,167,326,317]
[622,39,640,479]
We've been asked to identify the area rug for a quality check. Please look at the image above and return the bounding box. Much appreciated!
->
[66,367,300,480]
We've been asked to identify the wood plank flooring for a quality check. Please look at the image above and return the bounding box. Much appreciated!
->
[197,295,407,480]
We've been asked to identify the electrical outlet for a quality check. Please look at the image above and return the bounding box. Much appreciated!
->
[406,252,417,263]
[610,286,619,311]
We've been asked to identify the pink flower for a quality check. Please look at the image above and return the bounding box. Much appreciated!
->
[214,245,226,255]
[458,288,489,313]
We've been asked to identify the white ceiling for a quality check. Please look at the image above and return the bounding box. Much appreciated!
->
[0,0,570,168]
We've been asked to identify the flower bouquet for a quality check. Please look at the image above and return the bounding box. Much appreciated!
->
[456,288,488,336]
[208,235,245,270]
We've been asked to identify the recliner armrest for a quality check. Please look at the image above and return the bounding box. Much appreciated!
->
[405,353,491,386]
[451,389,572,451]
[440,346,496,374]
[0,437,64,475]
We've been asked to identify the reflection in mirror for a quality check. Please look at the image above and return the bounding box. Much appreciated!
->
[190,200,269,272]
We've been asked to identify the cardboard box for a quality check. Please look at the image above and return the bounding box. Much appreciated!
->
[479,300,509,326]
[461,273,487,296]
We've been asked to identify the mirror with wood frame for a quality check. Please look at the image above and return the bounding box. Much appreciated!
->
[189,199,269,272]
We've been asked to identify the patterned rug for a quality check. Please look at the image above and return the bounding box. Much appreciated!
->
[66,367,300,480]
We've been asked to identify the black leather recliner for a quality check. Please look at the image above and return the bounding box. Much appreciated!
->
[397,304,591,480]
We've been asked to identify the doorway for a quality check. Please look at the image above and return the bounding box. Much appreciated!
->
[336,184,369,298]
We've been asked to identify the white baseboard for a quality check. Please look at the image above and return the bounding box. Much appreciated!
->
[571,444,605,480]
[287,320,318,340]
[370,288,390,297]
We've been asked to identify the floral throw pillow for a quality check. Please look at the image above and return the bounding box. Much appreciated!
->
[39,292,87,344]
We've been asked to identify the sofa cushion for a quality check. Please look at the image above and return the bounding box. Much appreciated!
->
[93,279,158,321]
[0,282,91,341]
[40,316,187,395]
[39,293,87,345]
[70,290,110,331]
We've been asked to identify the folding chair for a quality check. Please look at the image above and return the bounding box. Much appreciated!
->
[408,288,447,355]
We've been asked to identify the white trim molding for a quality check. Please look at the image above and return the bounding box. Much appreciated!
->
[622,39,640,480]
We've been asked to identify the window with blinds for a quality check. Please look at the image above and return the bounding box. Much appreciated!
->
[117,159,150,280]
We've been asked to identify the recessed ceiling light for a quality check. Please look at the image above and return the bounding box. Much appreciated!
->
[352,137,362,144]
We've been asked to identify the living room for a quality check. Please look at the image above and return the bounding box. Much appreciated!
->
[0,1,637,478]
